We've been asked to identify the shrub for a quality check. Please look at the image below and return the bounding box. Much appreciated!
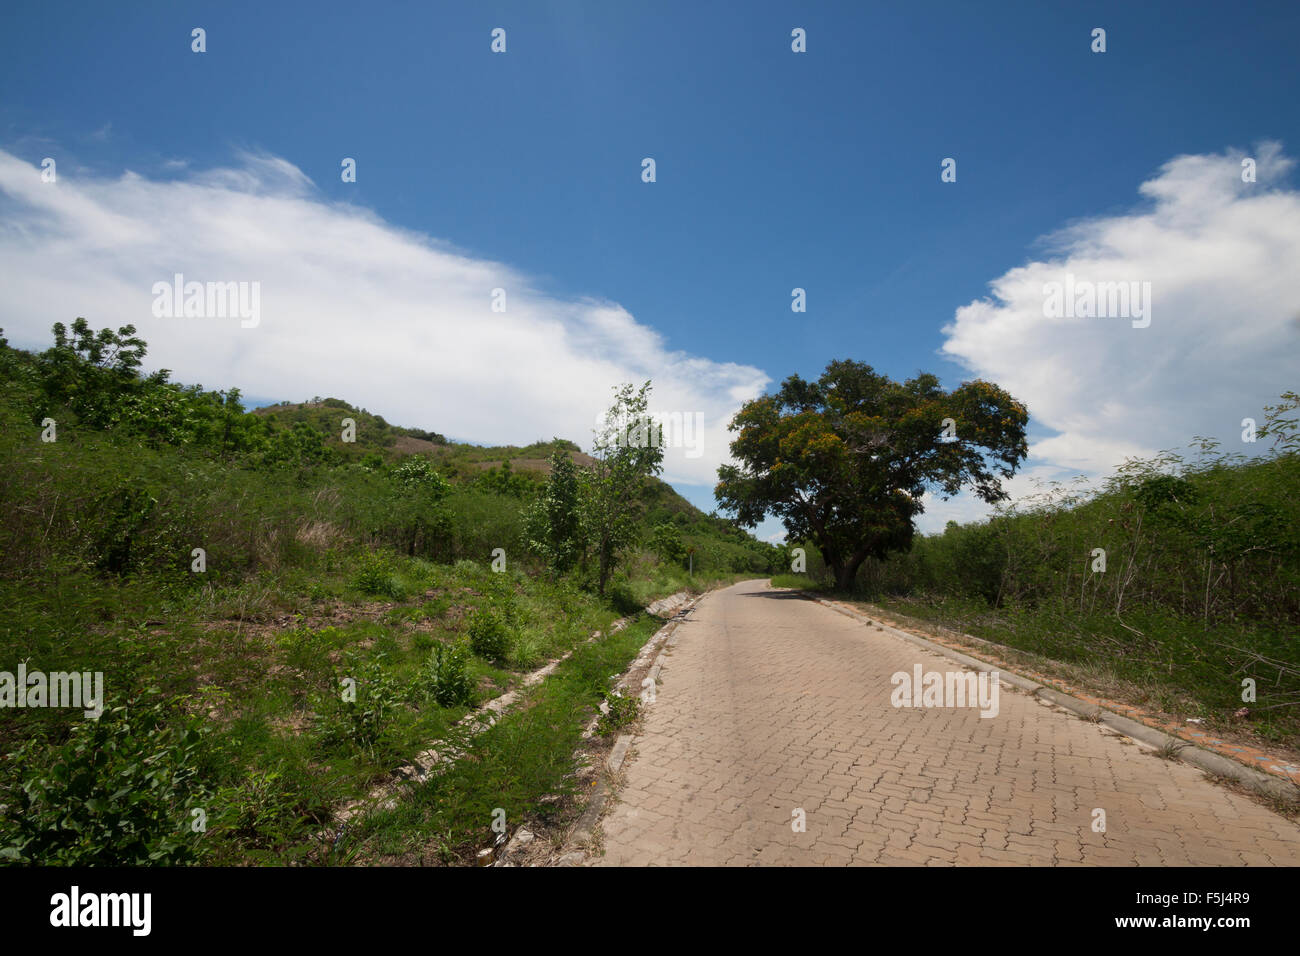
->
[317,653,406,756]
[0,695,211,865]
[607,576,642,615]
[352,552,406,600]
[649,522,686,564]
[219,766,305,851]
[391,457,451,500]
[445,489,527,565]
[510,632,545,670]
[453,558,484,578]
[466,605,512,663]
[424,640,476,708]
[596,691,640,736]
[89,481,160,575]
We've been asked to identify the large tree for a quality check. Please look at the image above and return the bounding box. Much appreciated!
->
[716,360,1028,591]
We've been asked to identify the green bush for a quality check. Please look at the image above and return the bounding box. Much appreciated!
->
[90,481,159,575]
[606,576,642,615]
[0,696,211,865]
[445,489,527,566]
[317,654,406,757]
[466,605,512,663]
[424,640,476,708]
[510,632,545,669]
[219,766,307,852]
[596,690,640,736]
[649,522,686,564]
[352,552,406,600]
[391,457,451,499]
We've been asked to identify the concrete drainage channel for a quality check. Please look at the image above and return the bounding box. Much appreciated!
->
[493,590,705,867]
[812,593,1300,807]
[325,590,696,850]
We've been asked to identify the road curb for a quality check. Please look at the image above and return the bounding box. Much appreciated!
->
[809,593,1300,807]
[553,589,709,864]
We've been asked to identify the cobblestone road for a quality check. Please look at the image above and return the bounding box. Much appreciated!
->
[594,579,1300,866]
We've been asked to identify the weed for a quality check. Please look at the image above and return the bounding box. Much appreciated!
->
[596,691,640,736]
[316,653,407,757]
[424,640,476,709]
[510,632,545,670]
[466,605,512,664]
[353,553,406,600]
[1155,739,1187,760]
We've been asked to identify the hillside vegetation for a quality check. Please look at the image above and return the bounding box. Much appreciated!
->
[0,319,779,864]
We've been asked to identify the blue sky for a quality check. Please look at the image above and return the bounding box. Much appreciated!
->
[2,1,1299,541]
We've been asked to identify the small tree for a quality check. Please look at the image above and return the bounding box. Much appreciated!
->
[649,522,686,565]
[526,450,586,574]
[584,382,665,594]
[1259,390,1300,455]
[391,456,452,499]
[262,421,338,469]
[37,318,148,430]
[476,459,536,499]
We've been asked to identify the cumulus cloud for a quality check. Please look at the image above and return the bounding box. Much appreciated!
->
[0,149,768,486]
[924,142,1300,532]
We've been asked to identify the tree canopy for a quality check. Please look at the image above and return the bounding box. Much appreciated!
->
[584,382,665,593]
[715,360,1028,590]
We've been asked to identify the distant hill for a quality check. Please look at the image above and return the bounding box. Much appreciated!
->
[252,398,449,453]
[254,396,726,521]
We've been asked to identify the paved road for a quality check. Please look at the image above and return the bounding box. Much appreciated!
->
[595,579,1300,866]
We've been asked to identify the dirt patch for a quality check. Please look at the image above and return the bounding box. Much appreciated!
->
[198,600,400,637]
[390,435,445,455]
[268,710,315,738]
[472,453,597,474]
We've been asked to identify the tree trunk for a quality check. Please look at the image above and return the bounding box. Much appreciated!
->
[597,539,612,595]
[834,552,868,592]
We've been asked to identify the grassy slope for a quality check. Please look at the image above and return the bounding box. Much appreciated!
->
[347,614,666,865]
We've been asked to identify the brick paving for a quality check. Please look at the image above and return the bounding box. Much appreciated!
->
[594,579,1300,866]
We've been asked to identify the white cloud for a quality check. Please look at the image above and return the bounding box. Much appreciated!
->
[922,142,1300,533]
[0,149,768,487]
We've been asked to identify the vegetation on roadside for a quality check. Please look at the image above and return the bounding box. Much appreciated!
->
[0,320,778,865]
[345,616,660,864]
[777,391,1300,748]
